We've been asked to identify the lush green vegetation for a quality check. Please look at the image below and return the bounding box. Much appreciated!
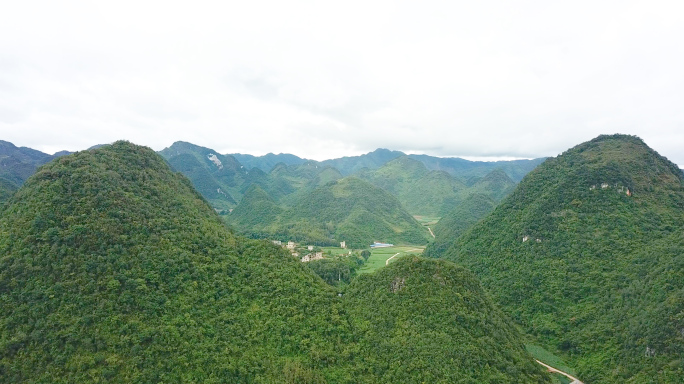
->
[437,134,684,383]
[231,152,306,173]
[344,256,551,383]
[358,246,425,274]
[409,153,546,182]
[0,142,552,382]
[0,177,18,204]
[357,156,516,217]
[424,193,496,258]
[0,142,362,382]
[228,177,432,248]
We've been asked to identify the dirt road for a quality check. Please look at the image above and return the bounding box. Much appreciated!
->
[535,360,583,384]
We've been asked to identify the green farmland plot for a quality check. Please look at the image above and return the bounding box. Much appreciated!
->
[358,245,425,274]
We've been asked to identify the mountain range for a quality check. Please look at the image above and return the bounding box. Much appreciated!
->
[0,141,551,383]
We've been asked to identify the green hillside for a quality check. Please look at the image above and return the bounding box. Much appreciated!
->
[231,152,307,172]
[0,142,355,382]
[358,157,515,217]
[344,256,551,383]
[438,134,684,383]
[424,193,496,258]
[468,168,516,201]
[228,184,283,235]
[409,154,546,182]
[357,156,467,216]
[320,148,405,175]
[0,177,18,204]
[284,177,432,248]
[229,177,432,247]
[159,141,248,209]
[0,141,554,383]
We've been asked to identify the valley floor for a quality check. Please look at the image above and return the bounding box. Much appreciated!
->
[358,245,425,274]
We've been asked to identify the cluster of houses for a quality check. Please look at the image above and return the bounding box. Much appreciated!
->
[272,240,348,262]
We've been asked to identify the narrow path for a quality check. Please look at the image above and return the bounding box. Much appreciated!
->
[385,252,400,265]
[385,248,422,265]
[427,226,435,238]
[535,360,583,384]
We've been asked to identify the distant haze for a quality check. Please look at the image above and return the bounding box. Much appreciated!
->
[1,1,683,165]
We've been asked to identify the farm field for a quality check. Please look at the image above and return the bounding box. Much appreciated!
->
[358,245,425,274]
[320,246,354,256]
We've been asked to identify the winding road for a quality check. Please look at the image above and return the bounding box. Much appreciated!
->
[427,226,435,238]
[535,360,583,384]
[385,248,422,265]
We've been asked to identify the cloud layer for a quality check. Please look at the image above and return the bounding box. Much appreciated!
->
[1,0,683,164]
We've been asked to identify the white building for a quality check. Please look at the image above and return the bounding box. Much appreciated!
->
[340,241,346,249]
[287,241,295,250]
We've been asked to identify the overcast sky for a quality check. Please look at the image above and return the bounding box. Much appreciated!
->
[1,1,683,165]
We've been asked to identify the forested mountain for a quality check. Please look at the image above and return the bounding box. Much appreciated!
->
[344,256,551,383]
[0,141,550,383]
[228,184,283,236]
[356,156,466,216]
[408,154,546,182]
[320,148,405,175]
[356,156,516,216]
[467,168,516,201]
[435,134,684,383]
[231,152,306,172]
[159,141,248,209]
[424,193,496,258]
[229,177,432,248]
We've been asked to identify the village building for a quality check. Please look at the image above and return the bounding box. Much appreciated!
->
[301,252,324,263]
[340,241,346,249]
[286,241,295,250]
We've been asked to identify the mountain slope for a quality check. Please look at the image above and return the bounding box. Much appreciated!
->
[283,177,432,248]
[0,141,354,382]
[231,152,307,172]
[320,148,405,175]
[228,184,283,235]
[160,141,248,209]
[356,156,467,216]
[409,154,546,182]
[424,193,496,258]
[344,256,551,383]
[0,141,553,383]
[0,177,18,204]
[438,134,684,383]
[468,168,516,201]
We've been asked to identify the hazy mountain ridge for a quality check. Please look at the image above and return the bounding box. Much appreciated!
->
[0,140,71,187]
[435,134,684,383]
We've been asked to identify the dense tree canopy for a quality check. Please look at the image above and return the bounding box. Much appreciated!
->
[0,142,550,383]
[436,134,684,383]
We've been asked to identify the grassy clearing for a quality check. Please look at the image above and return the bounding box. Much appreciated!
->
[358,246,425,274]
[321,246,353,256]
[525,344,577,383]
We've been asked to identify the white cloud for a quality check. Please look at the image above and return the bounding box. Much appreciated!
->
[1,0,683,165]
